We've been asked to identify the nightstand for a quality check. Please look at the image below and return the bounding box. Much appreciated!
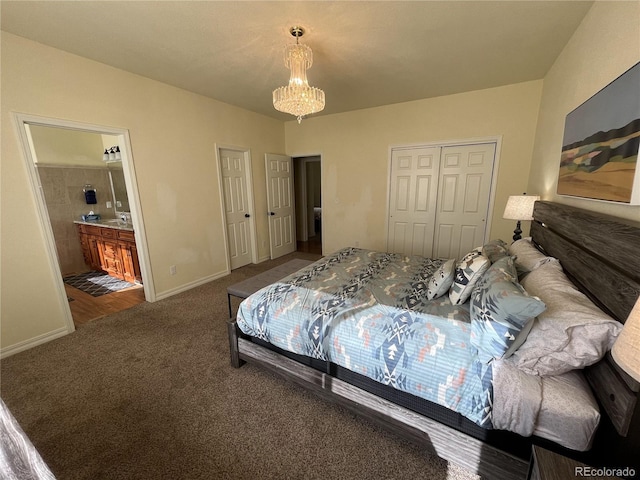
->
[529,445,621,480]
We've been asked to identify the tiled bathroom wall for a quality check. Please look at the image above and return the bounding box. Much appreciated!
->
[37,165,116,276]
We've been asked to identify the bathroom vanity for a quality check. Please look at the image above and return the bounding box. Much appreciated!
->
[75,221,141,284]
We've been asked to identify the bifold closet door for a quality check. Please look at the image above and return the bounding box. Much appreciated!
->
[388,142,495,259]
[387,147,441,257]
[432,143,495,260]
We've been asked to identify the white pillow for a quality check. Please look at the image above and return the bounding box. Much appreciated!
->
[506,261,622,376]
[449,250,490,305]
[426,259,455,300]
[508,238,555,278]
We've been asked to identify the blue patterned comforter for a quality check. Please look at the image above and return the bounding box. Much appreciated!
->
[236,247,493,428]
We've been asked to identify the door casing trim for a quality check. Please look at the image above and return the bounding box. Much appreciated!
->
[9,112,155,356]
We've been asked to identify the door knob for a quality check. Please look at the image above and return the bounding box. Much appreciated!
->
[269,212,275,216]
[245,213,250,218]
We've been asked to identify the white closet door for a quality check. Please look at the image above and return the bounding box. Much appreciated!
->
[433,143,496,260]
[387,147,441,257]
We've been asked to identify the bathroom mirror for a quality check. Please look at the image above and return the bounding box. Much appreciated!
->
[107,161,130,213]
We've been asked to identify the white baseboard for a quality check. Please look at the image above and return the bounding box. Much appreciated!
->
[154,269,230,301]
[1,269,232,357]
[1,326,71,359]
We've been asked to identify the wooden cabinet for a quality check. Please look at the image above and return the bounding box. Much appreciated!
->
[76,223,142,284]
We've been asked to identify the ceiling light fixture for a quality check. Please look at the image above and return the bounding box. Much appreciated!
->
[273,26,325,124]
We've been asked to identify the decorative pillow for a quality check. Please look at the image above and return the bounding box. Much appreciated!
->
[426,259,456,300]
[508,237,554,278]
[506,261,622,376]
[449,249,490,305]
[470,256,546,363]
[482,239,509,263]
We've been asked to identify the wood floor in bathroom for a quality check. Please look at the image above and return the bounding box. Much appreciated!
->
[296,235,322,255]
[65,283,145,328]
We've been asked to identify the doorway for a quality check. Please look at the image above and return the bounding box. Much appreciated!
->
[13,114,153,329]
[294,156,322,255]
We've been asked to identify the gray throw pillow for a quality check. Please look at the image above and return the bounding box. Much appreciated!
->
[470,256,546,363]
[506,261,622,376]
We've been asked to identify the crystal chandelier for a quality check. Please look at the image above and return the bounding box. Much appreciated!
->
[273,26,325,123]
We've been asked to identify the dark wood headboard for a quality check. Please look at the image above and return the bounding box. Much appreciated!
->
[530,201,640,323]
[530,201,640,466]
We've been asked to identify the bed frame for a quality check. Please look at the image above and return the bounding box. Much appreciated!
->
[227,201,640,480]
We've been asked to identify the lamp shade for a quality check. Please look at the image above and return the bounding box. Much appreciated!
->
[612,296,640,383]
[503,195,540,221]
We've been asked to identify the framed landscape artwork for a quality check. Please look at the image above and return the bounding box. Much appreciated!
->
[558,62,640,204]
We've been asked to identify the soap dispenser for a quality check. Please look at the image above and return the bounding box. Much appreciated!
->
[83,185,97,204]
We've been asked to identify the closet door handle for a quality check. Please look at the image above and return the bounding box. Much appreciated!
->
[245,214,250,218]
[269,212,275,216]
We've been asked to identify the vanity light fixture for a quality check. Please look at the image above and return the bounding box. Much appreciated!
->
[273,26,325,124]
[103,146,121,163]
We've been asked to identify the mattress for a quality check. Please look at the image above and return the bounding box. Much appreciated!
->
[237,247,493,428]
[237,248,601,451]
[492,359,600,451]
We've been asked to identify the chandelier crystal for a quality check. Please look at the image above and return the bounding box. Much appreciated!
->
[273,26,325,123]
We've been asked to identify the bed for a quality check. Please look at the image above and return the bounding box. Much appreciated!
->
[227,201,640,479]
[0,398,55,480]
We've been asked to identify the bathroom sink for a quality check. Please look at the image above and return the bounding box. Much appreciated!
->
[102,219,130,227]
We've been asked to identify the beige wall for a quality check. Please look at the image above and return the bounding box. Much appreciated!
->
[1,32,285,354]
[528,1,640,221]
[5,0,636,357]
[285,80,543,254]
[29,124,105,166]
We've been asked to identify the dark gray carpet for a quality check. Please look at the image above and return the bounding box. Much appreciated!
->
[1,252,480,480]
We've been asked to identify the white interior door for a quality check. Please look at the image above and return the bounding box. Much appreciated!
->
[387,147,441,257]
[433,143,496,259]
[220,148,253,270]
[265,153,296,259]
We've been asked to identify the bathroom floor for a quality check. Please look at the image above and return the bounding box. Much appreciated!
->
[296,234,322,255]
[65,282,145,328]
[63,270,137,297]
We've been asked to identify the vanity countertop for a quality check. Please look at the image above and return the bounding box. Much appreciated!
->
[74,219,134,231]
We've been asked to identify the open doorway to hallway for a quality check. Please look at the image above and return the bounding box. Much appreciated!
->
[294,156,322,256]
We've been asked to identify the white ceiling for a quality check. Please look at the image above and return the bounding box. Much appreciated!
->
[1,1,594,121]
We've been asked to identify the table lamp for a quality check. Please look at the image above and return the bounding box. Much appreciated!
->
[612,296,640,383]
[503,193,540,242]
